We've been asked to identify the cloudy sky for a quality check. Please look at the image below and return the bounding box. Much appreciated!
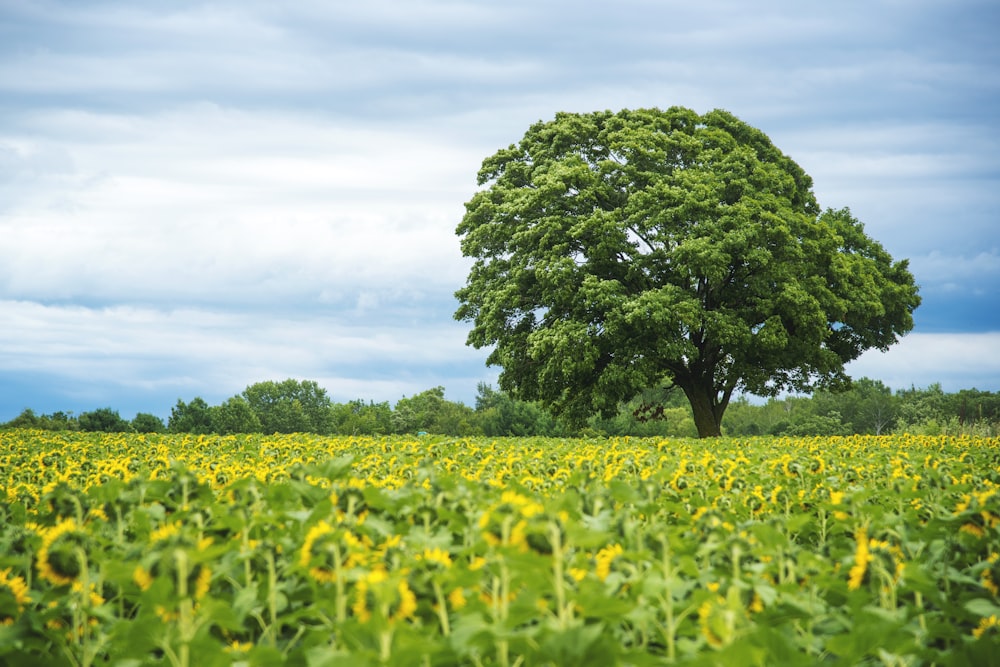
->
[1,0,998,421]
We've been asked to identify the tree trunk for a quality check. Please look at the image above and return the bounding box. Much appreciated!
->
[681,383,725,438]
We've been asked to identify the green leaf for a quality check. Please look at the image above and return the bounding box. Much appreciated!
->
[965,598,1000,618]
[305,645,375,667]
[750,521,788,549]
[449,612,494,656]
[538,621,613,664]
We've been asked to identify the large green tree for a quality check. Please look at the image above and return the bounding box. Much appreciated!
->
[168,397,214,434]
[242,379,334,434]
[78,407,131,432]
[455,107,921,437]
[211,396,263,434]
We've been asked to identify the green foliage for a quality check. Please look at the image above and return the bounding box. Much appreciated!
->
[1,409,78,431]
[891,384,1000,436]
[6,379,999,437]
[895,383,948,431]
[951,388,1000,425]
[455,107,920,436]
[78,407,131,432]
[3,408,41,430]
[168,397,214,434]
[242,379,334,434]
[722,380,1000,437]
[811,378,898,434]
[131,412,165,433]
[590,405,698,438]
[331,399,393,435]
[780,411,853,436]
[210,396,262,434]
[393,386,479,435]
[475,383,564,436]
[588,386,698,437]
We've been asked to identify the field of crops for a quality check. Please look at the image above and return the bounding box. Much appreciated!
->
[0,430,998,666]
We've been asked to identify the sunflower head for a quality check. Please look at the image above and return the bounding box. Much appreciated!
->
[973,614,999,640]
[41,483,90,522]
[353,568,417,624]
[300,521,335,570]
[133,565,154,592]
[37,519,89,587]
[337,480,367,515]
[416,547,452,570]
[595,543,624,583]
[0,568,31,624]
[299,521,370,583]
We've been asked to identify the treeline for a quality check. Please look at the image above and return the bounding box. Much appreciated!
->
[725,380,1000,437]
[3,378,999,437]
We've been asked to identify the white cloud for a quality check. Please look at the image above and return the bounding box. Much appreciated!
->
[847,332,1000,392]
[767,119,1000,259]
[0,299,487,404]
[909,250,1000,294]
[0,1,541,101]
[0,104,483,305]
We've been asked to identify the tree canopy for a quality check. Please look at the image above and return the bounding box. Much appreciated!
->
[242,379,334,434]
[455,107,921,437]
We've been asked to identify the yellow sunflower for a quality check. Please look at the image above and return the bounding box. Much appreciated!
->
[0,568,31,624]
[352,568,417,624]
[133,565,154,592]
[595,543,624,582]
[981,553,999,596]
[37,518,87,587]
[973,614,999,640]
[848,528,871,591]
[417,547,453,569]
[300,520,335,582]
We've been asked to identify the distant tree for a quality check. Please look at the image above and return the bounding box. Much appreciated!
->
[6,410,80,431]
[331,400,393,435]
[721,382,999,436]
[394,387,446,433]
[750,396,815,436]
[242,379,334,434]
[475,383,561,436]
[393,387,478,435]
[720,396,766,436]
[950,389,1000,427]
[79,407,131,432]
[455,107,921,436]
[211,396,263,434]
[780,411,852,437]
[168,397,214,434]
[590,388,698,437]
[391,402,417,435]
[3,409,40,429]
[838,378,898,435]
[895,383,948,432]
[44,411,79,431]
[131,413,166,433]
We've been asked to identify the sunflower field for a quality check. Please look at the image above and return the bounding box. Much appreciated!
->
[0,430,998,666]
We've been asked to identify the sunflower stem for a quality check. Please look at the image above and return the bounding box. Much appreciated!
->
[333,543,347,625]
[432,579,451,637]
[266,549,279,646]
[550,521,570,629]
[175,548,192,667]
